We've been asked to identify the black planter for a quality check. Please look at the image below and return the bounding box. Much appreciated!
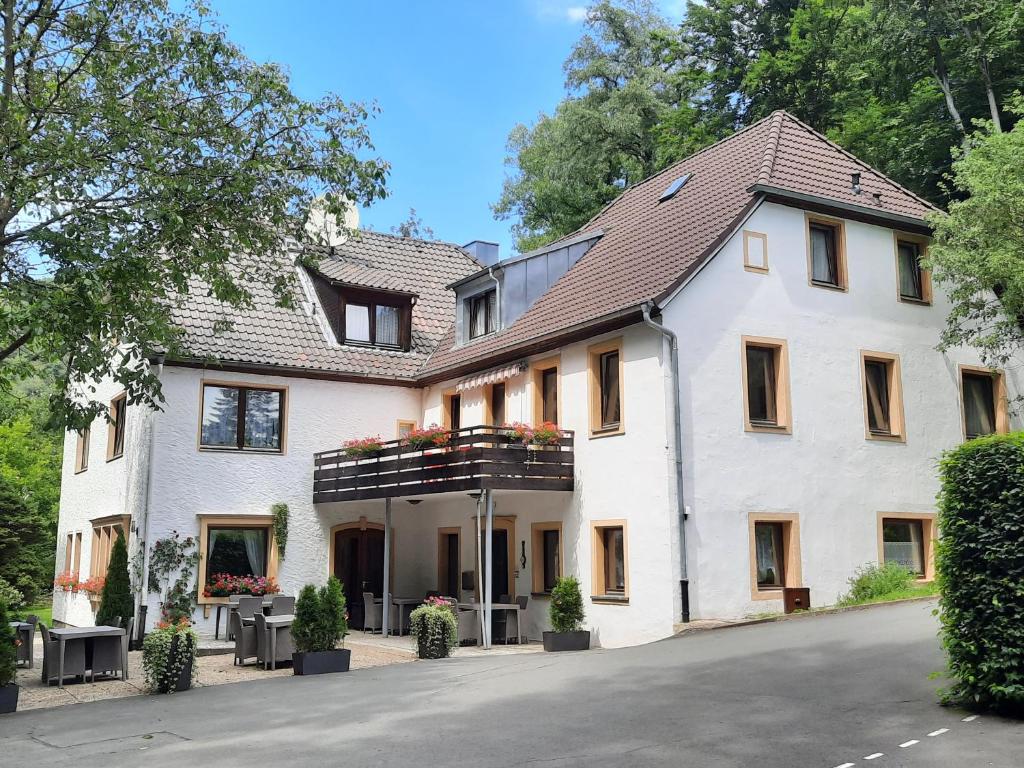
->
[157,634,195,693]
[293,648,351,675]
[542,630,591,652]
[0,683,18,714]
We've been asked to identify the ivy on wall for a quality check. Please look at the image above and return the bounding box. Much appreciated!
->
[272,503,289,559]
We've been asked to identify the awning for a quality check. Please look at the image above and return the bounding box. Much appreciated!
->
[455,362,526,392]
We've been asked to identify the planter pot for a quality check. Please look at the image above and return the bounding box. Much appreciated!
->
[292,648,351,675]
[157,634,195,693]
[542,630,591,652]
[0,683,18,714]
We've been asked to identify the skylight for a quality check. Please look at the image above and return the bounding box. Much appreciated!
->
[659,173,692,202]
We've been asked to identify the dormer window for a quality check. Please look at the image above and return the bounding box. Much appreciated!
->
[467,289,497,339]
[336,286,412,350]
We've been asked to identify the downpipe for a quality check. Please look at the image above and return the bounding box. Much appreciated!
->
[641,302,690,622]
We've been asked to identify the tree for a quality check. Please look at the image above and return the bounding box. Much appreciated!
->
[927,99,1024,365]
[0,472,49,604]
[0,0,389,429]
[390,208,435,240]
[96,531,132,628]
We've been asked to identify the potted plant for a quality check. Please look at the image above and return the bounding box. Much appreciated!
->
[292,576,351,675]
[504,422,563,448]
[0,599,18,713]
[142,617,197,693]
[402,424,450,451]
[543,576,590,652]
[53,571,78,592]
[409,597,458,659]
[342,435,385,458]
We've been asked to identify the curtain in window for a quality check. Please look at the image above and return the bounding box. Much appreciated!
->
[963,373,996,438]
[883,520,924,575]
[242,529,266,576]
[376,305,400,346]
[897,242,923,300]
[542,369,558,423]
[201,386,239,447]
[345,304,370,342]
[243,389,281,450]
[487,290,497,333]
[755,524,784,586]
[746,346,777,424]
[864,361,891,434]
[600,351,621,427]
[810,226,837,284]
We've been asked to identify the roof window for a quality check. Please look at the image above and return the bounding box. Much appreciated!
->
[659,173,692,202]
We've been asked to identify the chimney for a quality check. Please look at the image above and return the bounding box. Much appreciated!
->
[872,192,883,206]
[463,240,500,267]
[850,172,862,195]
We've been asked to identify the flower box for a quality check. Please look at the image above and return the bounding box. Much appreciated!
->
[203,574,280,598]
[293,648,351,675]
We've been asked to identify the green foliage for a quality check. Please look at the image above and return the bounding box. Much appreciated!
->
[0,577,23,611]
[272,503,289,559]
[409,601,457,659]
[142,621,198,694]
[0,0,389,429]
[96,533,133,628]
[549,576,585,633]
[390,208,436,240]
[937,433,1024,714]
[837,562,916,606]
[147,533,198,624]
[928,98,1024,367]
[0,599,17,687]
[291,577,348,653]
[0,472,51,605]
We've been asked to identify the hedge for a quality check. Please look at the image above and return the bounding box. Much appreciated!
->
[937,433,1024,714]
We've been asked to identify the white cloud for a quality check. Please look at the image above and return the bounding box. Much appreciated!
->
[532,1,589,24]
[565,6,588,22]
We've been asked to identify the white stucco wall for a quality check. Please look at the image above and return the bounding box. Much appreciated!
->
[662,200,1023,620]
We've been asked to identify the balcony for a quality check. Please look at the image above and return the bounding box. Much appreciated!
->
[313,425,575,503]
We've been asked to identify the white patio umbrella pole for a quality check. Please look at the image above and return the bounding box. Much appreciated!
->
[475,494,485,644]
[382,497,391,637]
[485,489,494,650]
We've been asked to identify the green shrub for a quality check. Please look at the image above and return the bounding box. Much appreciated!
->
[96,532,133,628]
[937,433,1024,714]
[0,576,23,611]
[142,618,197,693]
[549,576,585,633]
[409,598,457,659]
[0,599,17,688]
[291,577,348,653]
[838,562,916,606]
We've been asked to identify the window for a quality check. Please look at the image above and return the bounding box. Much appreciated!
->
[437,527,461,597]
[487,382,506,426]
[200,383,286,452]
[896,237,931,304]
[531,357,560,425]
[591,521,628,602]
[861,351,905,441]
[531,522,562,595]
[73,531,82,578]
[75,427,90,473]
[397,420,417,439]
[960,366,1007,440]
[197,515,278,601]
[65,533,75,576]
[107,393,127,461]
[748,513,801,599]
[443,392,461,431]
[878,513,935,580]
[589,339,623,436]
[337,287,410,349]
[467,289,497,339]
[89,516,130,580]
[806,216,846,290]
[741,337,791,433]
[743,230,769,273]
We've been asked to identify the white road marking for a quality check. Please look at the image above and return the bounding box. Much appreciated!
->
[864,753,884,760]
[962,715,979,722]
[833,763,856,768]
[900,740,919,748]
[928,728,949,737]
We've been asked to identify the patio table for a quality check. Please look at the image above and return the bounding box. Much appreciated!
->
[48,625,126,689]
[9,622,33,668]
[216,597,275,640]
[456,603,522,646]
[388,597,422,636]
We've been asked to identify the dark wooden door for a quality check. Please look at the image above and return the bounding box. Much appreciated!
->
[333,527,386,629]
[482,529,510,601]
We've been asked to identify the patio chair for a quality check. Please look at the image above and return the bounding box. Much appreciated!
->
[39,622,87,685]
[363,592,383,634]
[227,594,243,640]
[15,619,35,667]
[454,603,477,646]
[504,595,529,644]
[270,595,295,615]
[254,613,294,670]
[89,633,124,681]
[231,611,258,666]
[236,595,263,624]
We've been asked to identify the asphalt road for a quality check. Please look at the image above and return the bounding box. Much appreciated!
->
[2,599,1021,767]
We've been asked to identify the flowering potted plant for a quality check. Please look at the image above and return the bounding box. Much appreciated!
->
[409,597,458,659]
[504,421,563,447]
[203,574,280,598]
[142,617,198,693]
[0,599,18,713]
[80,575,105,598]
[543,576,590,652]
[53,571,79,592]
[402,424,450,450]
[342,435,385,458]
[291,576,350,675]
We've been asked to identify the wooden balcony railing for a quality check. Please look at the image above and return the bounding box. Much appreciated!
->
[313,425,574,503]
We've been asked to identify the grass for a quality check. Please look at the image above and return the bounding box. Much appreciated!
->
[837,562,939,607]
[16,597,53,626]
[836,580,938,607]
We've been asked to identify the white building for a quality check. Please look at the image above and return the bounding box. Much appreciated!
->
[54,112,1019,647]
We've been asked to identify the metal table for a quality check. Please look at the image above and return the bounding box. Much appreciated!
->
[388,597,422,636]
[48,626,126,688]
[215,597,274,639]
[9,622,33,668]
[457,602,523,645]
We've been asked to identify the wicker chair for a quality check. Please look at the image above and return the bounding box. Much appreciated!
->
[363,592,382,634]
[231,611,258,666]
[254,613,294,670]
[504,595,529,644]
[39,622,87,685]
[270,595,295,615]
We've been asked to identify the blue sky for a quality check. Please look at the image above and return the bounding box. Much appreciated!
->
[213,1,682,257]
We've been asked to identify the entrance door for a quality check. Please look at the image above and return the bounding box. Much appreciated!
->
[476,518,515,603]
[333,526,385,629]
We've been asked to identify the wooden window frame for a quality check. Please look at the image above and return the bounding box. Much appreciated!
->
[743,230,769,274]
[75,426,90,474]
[106,392,127,461]
[893,232,932,305]
[89,515,131,580]
[877,512,936,582]
[336,285,412,351]
[530,356,561,426]
[197,514,279,605]
[748,512,802,601]
[442,390,461,431]
[73,531,83,578]
[65,533,74,575]
[805,213,848,292]
[466,288,497,340]
[741,336,792,434]
[860,350,906,442]
[588,338,625,438]
[437,526,462,597]
[197,380,288,454]
[591,519,629,603]
[531,521,563,596]
[958,364,1009,440]
[397,419,417,439]
[484,382,507,427]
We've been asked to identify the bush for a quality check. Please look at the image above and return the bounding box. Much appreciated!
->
[142,618,197,693]
[937,433,1024,714]
[0,599,17,688]
[838,562,915,606]
[549,576,585,633]
[291,577,348,653]
[0,576,23,611]
[96,532,133,628]
[409,597,457,659]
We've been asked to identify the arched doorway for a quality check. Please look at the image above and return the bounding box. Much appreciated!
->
[330,519,391,630]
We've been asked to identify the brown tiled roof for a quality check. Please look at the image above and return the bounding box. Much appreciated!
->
[419,111,936,380]
[169,230,479,380]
